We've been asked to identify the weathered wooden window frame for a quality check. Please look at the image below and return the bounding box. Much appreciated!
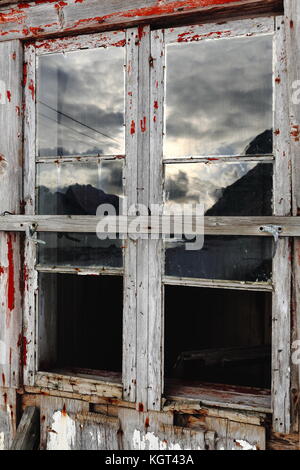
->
[19,14,293,433]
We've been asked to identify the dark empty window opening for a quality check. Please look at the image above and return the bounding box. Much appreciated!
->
[38,273,123,378]
[165,286,271,390]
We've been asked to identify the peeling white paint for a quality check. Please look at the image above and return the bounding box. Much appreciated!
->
[133,429,182,451]
[0,432,5,450]
[234,439,257,450]
[0,341,6,364]
[47,410,76,450]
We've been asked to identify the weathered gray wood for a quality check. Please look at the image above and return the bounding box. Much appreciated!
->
[272,16,292,434]
[164,276,272,292]
[0,0,282,42]
[148,29,165,411]
[23,43,38,388]
[0,387,17,450]
[284,0,300,434]
[0,40,23,389]
[39,395,89,450]
[10,406,40,450]
[1,214,300,235]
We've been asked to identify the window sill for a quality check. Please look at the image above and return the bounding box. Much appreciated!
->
[164,379,272,414]
[35,369,123,399]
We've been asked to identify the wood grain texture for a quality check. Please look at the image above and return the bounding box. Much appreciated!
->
[284,0,300,434]
[0,387,17,450]
[0,0,282,42]
[0,40,23,390]
[10,406,40,450]
[271,15,292,434]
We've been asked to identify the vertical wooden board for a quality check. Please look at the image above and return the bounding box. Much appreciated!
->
[0,40,23,389]
[272,15,292,433]
[118,407,173,450]
[148,29,165,412]
[135,25,151,411]
[69,412,120,450]
[23,43,38,387]
[284,0,300,433]
[227,421,266,450]
[0,387,17,450]
[39,395,89,450]
[123,28,139,404]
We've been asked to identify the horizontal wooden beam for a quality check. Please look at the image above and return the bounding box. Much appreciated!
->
[163,276,273,291]
[0,0,283,42]
[0,215,299,236]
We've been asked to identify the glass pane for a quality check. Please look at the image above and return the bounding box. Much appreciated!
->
[37,47,125,157]
[37,160,123,267]
[37,160,123,215]
[165,286,271,389]
[165,162,273,216]
[165,236,272,282]
[38,273,123,375]
[165,35,273,157]
[38,233,123,268]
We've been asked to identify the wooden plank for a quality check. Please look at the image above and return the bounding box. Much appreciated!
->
[163,276,273,292]
[39,395,88,449]
[1,214,300,235]
[226,420,266,450]
[267,432,300,450]
[36,265,123,276]
[35,29,126,55]
[148,29,165,411]
[0,0,283,43]
[165,15,275,43]
[272,15,292,433]
[136,25,151,412]
[0,387,17,450]
[0,40,23,389]
[164,154,274,163]
[10,406,40,450]
[35,371,122,399]
[23,43,38,388]
[284,0,300,434]
[122,27,139,404]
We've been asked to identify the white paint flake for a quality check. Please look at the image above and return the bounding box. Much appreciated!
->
[0,432,5,450]
[47,410,76,450]
[133,430,182,450]
[234,439,257,450]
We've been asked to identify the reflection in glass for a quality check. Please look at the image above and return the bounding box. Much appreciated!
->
[37,160,123,215]
[165,162,273,216]
[37,160,123,267]
[165,236,272,282]
[165,35,273,157]
[38,232,123,268]
[37,47,125,157]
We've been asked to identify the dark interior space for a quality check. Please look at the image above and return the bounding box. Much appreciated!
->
[165,286,272,390]
[38,273,123,376]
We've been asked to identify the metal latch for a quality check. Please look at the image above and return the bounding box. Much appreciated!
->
[259,225,282,257]
[25,224,46,245]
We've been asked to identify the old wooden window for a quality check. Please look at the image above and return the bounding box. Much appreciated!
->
[23,16,291,427]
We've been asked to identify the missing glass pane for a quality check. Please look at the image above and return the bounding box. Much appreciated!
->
[165,286,271,389]
[38,273,123,374]
[37,47,125,157]
[164,35,273,157]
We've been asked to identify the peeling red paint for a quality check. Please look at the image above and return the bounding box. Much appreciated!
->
[6,90,11,102]
[7,234,15,315]
[291,125,300,142]
[55,1,68,10]
[177,29,231,42]
[62,404,67,416]
[153,115,157,123]
[274,129,280,136]
[130,120,136,135]
[137,25,145,41]
[145,416,150,428]
[0,9,27,26]
[11,51,17,60]
[23,63,28,86]
[28,79,35,100]
[18,3,31,8]
[16,106,21,116]
[3,392,7,406]
[207,157,219,161]
[0,266,5,275]
[290,20,294,28]
[140,116,147,133]
[138,402,144,412]
[275,76,281,84]
[75,0,85,2]
[1,374,5,387]
[17,334,29,367]
[154,100,159,109]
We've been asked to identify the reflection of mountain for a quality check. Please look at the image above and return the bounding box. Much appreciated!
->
[166,130,273,282]
[39,183,120,215]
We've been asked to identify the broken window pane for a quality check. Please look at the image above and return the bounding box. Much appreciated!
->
[165,286,271,389]
[38,273,123,375]
[37,47,125,157]
[165,236,272,282]
[164,35,273,157]
[165,162,273,216]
